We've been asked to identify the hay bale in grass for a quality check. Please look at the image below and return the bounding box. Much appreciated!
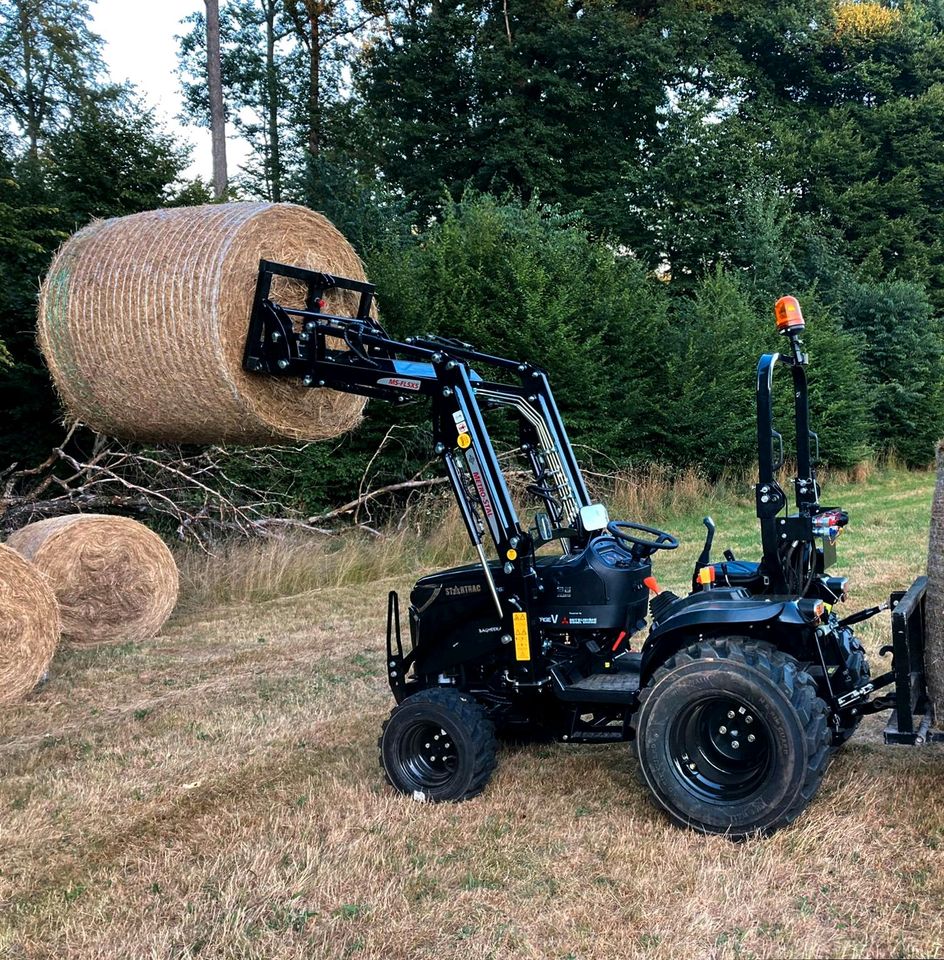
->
[6,515,178,645]
[0,545,60,705]
[38,202,368,444]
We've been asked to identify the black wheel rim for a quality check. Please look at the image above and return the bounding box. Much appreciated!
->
[394,720,459,789]
[667,695,773,803]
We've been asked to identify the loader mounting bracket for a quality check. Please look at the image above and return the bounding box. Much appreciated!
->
[882,577,944,745]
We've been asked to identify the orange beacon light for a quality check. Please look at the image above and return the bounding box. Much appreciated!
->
[774,295,805,333]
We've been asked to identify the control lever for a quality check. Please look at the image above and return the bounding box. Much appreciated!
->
[692,517,716,591]
[696,517,715,570]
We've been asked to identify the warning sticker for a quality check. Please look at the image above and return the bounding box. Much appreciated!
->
[513,612,530,661]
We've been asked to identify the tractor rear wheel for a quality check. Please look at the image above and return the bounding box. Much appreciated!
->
[633,638,830,838]
[380,687,497,802]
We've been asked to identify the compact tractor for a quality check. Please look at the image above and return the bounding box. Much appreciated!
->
[245,262,940,837]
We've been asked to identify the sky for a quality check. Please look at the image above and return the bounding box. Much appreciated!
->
[90,0,250,181]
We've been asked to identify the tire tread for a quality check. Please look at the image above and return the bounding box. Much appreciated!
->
[633,637,831,836]
[379,687,497,801]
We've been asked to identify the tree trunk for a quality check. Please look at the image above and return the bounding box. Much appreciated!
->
[18,0,39,159]
[308,1,320,158]
[264,0,282,202]
[926,441,944,716]
[205,0,228,199]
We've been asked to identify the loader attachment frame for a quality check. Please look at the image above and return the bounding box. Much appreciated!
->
[884,577,943,745]
[243,260,599,682]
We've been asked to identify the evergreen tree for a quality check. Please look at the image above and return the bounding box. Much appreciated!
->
[47,91,189,223]
[839,278,944,465]
[657,271,871,471]
[178,0,383,201]
[352,1,673,232]
[179,1,298,199]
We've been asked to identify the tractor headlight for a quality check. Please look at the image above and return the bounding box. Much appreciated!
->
[798,598,827,624]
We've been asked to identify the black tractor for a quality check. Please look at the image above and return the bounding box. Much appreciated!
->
[245,266,939,838]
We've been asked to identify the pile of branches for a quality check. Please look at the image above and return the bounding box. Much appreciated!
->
[0,424,449,541]
[0,425,324,540]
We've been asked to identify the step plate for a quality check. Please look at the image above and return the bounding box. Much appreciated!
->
[556,670,640,705]
[570,673,641,693]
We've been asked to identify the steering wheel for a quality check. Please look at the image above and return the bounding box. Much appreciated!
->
[607,520,679,559]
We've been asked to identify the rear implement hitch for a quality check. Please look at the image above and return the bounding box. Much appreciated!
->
[882,577,943,745]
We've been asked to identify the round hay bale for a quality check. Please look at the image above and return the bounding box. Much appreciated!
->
[38,202,368,444]
[0,545,60,706]
[6,515,179,645]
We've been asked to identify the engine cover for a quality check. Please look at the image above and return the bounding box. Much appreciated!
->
[408,537,651,675]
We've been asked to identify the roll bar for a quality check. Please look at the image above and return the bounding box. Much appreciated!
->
[755,327,822,592]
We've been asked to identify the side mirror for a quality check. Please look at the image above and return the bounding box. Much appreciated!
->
[579,503,609,533]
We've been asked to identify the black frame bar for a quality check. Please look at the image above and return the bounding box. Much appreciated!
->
[755,329,824,592]
[884,577,942,744]
[243,259,597,677]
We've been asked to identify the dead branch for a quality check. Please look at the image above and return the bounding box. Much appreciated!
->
[309,475,452,522]
[0,427,337,542]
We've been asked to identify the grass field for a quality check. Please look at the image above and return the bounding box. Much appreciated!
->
[1,467,942,959]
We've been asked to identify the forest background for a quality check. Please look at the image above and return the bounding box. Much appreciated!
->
[3,0,943,515]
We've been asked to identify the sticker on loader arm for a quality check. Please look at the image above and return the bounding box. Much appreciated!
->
[452,410,470,434]
[512,612,531,661]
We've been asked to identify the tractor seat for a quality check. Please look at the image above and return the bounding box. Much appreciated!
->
[713,560,766,590]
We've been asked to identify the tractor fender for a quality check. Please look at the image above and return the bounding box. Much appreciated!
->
[640,596,794,686]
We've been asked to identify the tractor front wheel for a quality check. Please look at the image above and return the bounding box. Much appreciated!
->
[380,687,497,802]
[633,638,830,838]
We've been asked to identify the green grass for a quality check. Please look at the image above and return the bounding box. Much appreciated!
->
[649,465,933,597]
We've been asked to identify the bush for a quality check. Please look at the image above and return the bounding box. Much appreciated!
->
[255,195,877,513]
[838,279,944,466]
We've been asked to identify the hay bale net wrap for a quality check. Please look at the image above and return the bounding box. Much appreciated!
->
[6,515,179,645]
[0,545,60,706]
[38,202,368,444]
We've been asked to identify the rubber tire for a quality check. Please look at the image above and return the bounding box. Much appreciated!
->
[633,638,831,838]
[380,687,497,802]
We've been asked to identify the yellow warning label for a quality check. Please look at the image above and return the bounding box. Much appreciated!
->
[457,433,471,449]
[513,611,530,661]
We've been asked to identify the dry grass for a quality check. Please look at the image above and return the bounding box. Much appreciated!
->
[1,467,942,959]
[174,501,473,613]
[177,459,882,613]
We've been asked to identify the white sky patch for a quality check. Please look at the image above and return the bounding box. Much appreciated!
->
[91,0,251,181]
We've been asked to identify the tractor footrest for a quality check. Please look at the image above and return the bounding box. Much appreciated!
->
[564,728,626,743]
[554,670,640,705]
